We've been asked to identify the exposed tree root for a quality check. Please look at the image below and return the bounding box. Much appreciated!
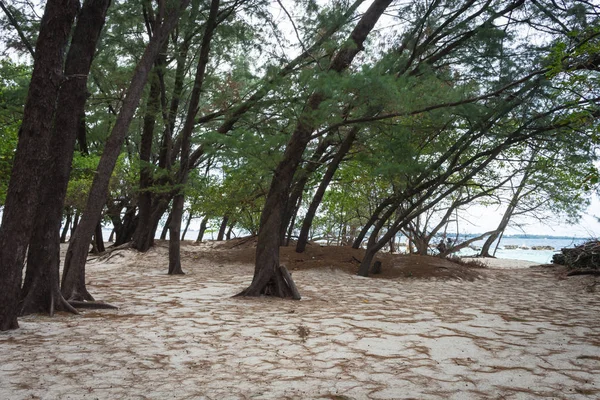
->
[567,269,600,277]
[235,265,301,300]
[68,300,119,310]
[87,241,132,262]
[231,235,258,248]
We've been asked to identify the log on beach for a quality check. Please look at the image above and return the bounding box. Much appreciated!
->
[553,240,600,270]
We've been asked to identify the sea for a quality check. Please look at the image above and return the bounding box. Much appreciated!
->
[451,236,590,264]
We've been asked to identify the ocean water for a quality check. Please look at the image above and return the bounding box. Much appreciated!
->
[454,236,590,264]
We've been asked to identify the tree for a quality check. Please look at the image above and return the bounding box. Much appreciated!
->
[61,0,191,303]
[21,0,112,315]
[237,0,394,299]
[0,0,80,331]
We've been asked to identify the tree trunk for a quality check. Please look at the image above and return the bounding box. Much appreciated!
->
[132,62,162,249]
[196,216,208,242]
[352,196,395,249]
[61,1,189,302]
[480,155,535,257]
[21,224,78,316]
[114,205,137,246]
[0,0,79,331]
[160,211,171,240]
[60,210,72,243]
[72,211,80,236]
[94,221,105,253]
[167,0,220,274]
[226,220,235,240]
[238,0,392,298]
[181,211,192,240]
[217,215,229,241]
[168,194,185,275]
[281,135,333,243]
[296,127,358,253]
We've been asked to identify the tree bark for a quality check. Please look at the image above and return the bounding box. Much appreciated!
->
[60,211,73,243]
[181,211,192,240]
[0,0,79,331]
[226,220,235,240]
[217,215,229,241]
[168,194,185,275]
[168,0,220,274]
[131,57,163,251]
[94,221,105,253]
[160,211,171,240]
[61,0,190,301]
[238,0,392,298]
[196,216,208,242]
[72,211,80,236]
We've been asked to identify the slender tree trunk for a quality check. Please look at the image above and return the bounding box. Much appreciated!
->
[72,211,80,236]
[132,62,163,251]
[181,212,192,240]
[61,1,190,301]
[168,194,185,274]
[296,127,358,252]
[238,0,392,298]
[168,0,220,274]
[480,156,535,257]
[60,211,72,243]
[352,196,395,249]
[160,212,171,239]
[226,220,235,240]
[196,216,208,242]
[109,229,115,242]
[281,135,333,243]
[94,222,105,253]
[0,0,80,330]
[217,215,229,241]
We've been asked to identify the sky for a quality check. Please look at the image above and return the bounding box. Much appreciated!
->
[456,196,600,238]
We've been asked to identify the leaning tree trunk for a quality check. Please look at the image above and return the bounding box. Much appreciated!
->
[480,154,535,257]
[296,127,358,253]
[181,211,192,240]
[61,1,190,301]
[217,215,229,240]
[0,0,79,331]
[25,0,112,314]
[351,196,395,249]
[237,0,393,299]
[196,216,208,242]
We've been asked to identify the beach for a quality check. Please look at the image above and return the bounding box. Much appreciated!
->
[1,241,599,399]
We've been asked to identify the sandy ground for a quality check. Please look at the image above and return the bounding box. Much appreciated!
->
[1,242,599,400]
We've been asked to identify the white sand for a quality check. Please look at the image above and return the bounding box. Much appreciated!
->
[1,244,599,399]
[461,256,543,269]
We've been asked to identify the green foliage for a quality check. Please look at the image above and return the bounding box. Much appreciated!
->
[65,153,101,211]
[0,61,29,204]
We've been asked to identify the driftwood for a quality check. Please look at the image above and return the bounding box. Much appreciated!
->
[553,240,600,270]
